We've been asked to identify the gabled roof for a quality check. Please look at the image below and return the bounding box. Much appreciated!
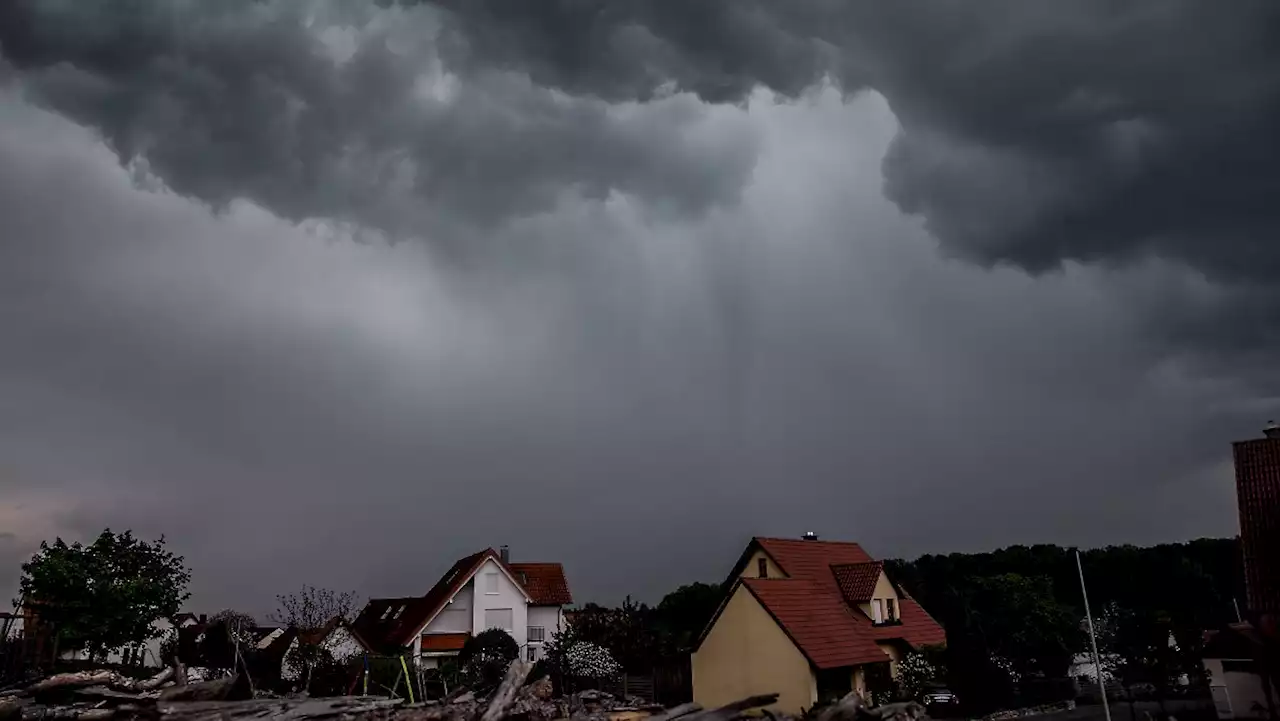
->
[742,578,887,668]
[351,548,541,652]
[700,536,946,666]
[832,561,884,603]
[509,563,573,606]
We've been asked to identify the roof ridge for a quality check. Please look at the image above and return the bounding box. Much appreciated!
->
[755,536,868,545]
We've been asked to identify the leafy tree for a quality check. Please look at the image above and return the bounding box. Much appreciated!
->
[18,530,191,660]
[654,582,722,652]
[967,573,1082,678]
[459,628,518,690]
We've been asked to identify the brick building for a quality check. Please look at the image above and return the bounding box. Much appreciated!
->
[1232,423,1280,619]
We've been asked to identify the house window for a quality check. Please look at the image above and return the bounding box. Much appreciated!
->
[485,572,500,594]
[528,626,546,643]
[885,598,897,621]
[392,605,405,620]
[484,608,513,631]
[528,645,540,662]
[872,599,884,623]
[758,557,768,578]
[380,606,393,620]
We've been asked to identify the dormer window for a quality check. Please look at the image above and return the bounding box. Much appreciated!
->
[885,598,897,622]
[757,557,768,578]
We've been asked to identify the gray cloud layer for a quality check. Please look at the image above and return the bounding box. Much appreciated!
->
[0,1,1270,613]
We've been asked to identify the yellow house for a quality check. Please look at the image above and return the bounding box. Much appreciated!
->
[691,535,946,716]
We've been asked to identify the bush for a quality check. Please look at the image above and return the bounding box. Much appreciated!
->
[564,641,622,681]
[459,628,518,690]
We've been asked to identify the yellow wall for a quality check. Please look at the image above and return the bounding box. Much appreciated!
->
[693,585,816,715]
[857,571,902,622]
[741,550,786,580]
[877,642,903,677]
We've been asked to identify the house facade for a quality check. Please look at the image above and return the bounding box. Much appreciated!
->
[351,546,571,667]
[692,535,945,715]
[280,618,365,682]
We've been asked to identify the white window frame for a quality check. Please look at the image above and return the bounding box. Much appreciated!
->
[872,599,884,623]
[527,625,546,643]
[485,572,500,595]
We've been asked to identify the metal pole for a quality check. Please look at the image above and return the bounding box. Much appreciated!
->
[1077,549,1112,721]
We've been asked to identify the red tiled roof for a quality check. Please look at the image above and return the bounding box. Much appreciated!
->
[832,561,884,603]
[509,563,573,606]
[353,549,496,652]
[869,598,947,648]
[351,548,572,652]
[421,633,470,652]
[702,537,945,665]
[743,578,886,668]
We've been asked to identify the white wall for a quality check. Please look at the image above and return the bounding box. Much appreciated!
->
[471,559,528,648]
[1205,659,1273,719]
[59,617,173,667]
[527,606,563,640]
[426,579,473,634]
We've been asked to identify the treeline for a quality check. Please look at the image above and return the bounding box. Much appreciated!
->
[884,538,1243,711]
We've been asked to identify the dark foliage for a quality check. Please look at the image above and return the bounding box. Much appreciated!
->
[18,530,191,660]
[884,538,1242,714]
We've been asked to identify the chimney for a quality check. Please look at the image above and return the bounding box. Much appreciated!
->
[802,532,819,541]
[499,545,510,564]
[1266,420,1280,439]
[198,614,207,624]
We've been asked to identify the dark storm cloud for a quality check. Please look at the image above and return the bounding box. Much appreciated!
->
[410,0,1280,378]
[0,0,1271,614]
[0,87,1248,615]
[6,2,1279,310]
[0,0,756,244]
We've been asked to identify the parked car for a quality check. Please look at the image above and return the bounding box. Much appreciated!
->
[921,685,959,707]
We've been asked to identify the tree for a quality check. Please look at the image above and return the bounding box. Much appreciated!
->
[1107,607,1198,710]
[270,585,357,629]
[272,586,358,693]
[18,530,191,660]
[197,609,259,672]
[966,573,1082,678]
[654,582,722,652]
[459,628,518,690]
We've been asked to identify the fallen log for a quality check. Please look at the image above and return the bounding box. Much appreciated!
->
[645,702,702,721]
[478,661,532,721]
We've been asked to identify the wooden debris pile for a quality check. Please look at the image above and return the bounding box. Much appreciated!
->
[0,660,926,721]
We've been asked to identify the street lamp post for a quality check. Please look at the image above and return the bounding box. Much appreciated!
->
[1077,548,1112,721]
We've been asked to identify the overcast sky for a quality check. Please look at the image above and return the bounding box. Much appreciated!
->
[1,0,1276,619]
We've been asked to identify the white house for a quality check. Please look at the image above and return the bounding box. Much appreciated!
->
[58,613,203,667]
[280,619,366,682]
[351,546,572,668]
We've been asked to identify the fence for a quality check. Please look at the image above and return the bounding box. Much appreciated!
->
[597,657,692,707]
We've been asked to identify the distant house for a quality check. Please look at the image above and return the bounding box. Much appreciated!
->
[691,534,946,715]
[1203,621,1279,720]
[351,546,572,667]
[57,613,204,668]
[279,617,365,682]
